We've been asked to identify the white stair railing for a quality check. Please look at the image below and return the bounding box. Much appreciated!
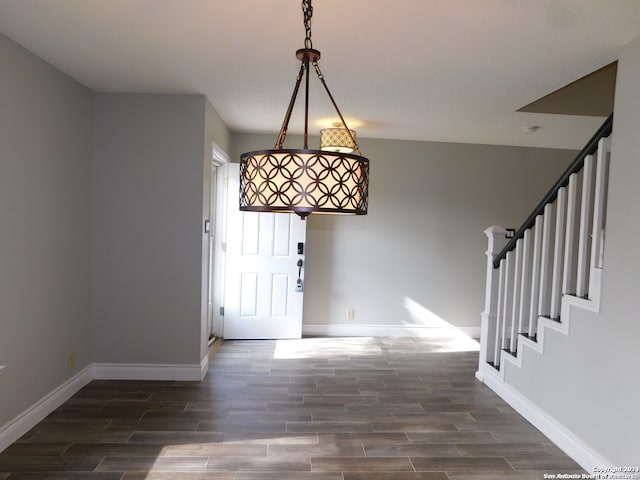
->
[478,115,612,374]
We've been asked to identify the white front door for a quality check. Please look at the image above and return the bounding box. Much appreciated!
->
[223,164,307,339]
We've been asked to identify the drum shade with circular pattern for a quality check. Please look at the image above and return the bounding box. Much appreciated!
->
[240,149,369,218]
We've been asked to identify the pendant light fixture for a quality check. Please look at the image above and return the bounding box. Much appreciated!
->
[239,0,369,219]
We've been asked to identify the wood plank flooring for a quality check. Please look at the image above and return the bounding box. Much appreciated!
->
[0,337,584,479]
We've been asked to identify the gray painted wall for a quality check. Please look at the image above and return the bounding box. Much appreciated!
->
[92,93,210,365]
[231,133,575,330]
[0,34,92,426]
[504,35,640,464]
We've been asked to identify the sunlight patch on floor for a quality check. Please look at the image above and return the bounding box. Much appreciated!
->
[272,334,478,360]
[411,331,480,352]
[274,337,383,359]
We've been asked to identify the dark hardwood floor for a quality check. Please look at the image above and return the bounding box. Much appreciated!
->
[0,337,584,479]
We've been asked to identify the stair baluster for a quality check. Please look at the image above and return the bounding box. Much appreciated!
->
[528,215,543,339]
[509,239,523,354]
[517,229,533,336]
[576,155,595,298]
[500,251,514,353]
[538,202,555,319]
[493,259,507,367]
[550,187,568,320]
[562,173,580,296]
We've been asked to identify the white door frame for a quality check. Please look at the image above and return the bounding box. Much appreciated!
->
[208,143,229,339]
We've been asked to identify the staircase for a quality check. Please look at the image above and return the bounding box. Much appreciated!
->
[476,115,613,468]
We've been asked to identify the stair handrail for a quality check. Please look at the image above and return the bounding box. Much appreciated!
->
[493,113,613,269]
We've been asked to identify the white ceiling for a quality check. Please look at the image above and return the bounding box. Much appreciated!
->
[1,0,639,150]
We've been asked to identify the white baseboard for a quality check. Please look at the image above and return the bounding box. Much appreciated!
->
[1,358,211,453]
[200,355,209,380]
[483,368,613,472]
[303,323,480,339]
[93,361,207,381]
[0,366,93,452]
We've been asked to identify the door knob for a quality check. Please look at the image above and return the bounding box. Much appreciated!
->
[296,259,304,292]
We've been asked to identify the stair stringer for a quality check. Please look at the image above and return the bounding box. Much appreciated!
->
[498,267,601,375]
[480,267,611,471]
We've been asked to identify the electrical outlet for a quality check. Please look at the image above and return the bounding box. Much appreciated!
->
[346,308,355,320]
[67,352,75,370]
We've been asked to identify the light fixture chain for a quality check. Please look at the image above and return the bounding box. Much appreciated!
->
[311,60,323,80]
[302,0,313,49]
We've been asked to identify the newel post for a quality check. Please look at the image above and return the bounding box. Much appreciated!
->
[476,225,508,382]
